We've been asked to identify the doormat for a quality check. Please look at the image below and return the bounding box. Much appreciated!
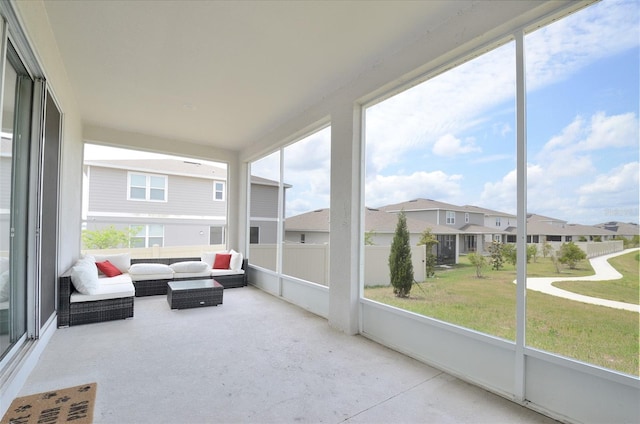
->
[1,383,96,424]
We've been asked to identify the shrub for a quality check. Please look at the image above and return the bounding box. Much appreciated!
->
[542,241,553,258]
[558,242,587,269]
[527,244,538,263]
[488,241,504,270]
[389,211,414,297]
[467,252,487,278]
[82,225,141,249]
[502,243,517,266]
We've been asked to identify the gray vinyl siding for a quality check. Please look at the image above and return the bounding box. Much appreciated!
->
[250,219,278,244]
[403,209,483,229]
[87,166,226,217]
[86,221,220,247]
[250,184,279,218]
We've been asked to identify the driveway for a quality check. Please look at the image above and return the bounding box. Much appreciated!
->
[521,248,639,313]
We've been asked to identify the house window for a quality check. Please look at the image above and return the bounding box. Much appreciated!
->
[465,212,469,223]
[214,181,225,201]
[250,226,260,244]
[300,233,305,244]
[496,217,501,227]
[130,224,164,247]
[128,172,167,201]
[446,211,455,225]
[210,226,225,244]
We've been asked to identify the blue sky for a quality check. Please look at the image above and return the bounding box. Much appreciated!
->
[257,0,639,223]
[362,0,639,225]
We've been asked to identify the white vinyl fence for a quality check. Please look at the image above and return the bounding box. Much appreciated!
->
[249,244,426,287]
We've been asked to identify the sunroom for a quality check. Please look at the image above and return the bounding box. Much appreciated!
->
[0,1,638,423]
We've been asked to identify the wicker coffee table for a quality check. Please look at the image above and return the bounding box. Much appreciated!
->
[167,279,223,309]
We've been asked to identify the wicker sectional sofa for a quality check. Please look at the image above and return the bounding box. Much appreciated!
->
[58,252,248,327]
[130,256,248,296]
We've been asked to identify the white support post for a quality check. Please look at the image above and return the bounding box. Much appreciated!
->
[514,29,528,402]
[328,101,362,335]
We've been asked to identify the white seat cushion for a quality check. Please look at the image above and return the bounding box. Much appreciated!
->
[99,274,132,285]
[129,263,174,281]
[70,282,134,303]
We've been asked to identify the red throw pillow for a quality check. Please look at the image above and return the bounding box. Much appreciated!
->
[96,260,122,277]
[213,253,232,269]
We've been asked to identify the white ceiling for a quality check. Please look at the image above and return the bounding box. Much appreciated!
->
[42,1,467,152]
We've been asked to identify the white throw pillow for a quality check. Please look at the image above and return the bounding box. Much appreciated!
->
[70,258,100,295]
[92,253,131,273]
[229,249,243,271]
[201,251,221,268]
[0,270,9,302]
[170,261,209,273]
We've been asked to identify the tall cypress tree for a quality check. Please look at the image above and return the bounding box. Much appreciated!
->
[389,211,414,297]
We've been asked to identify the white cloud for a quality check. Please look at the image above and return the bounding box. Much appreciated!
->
[583,112,638,150]
[577,161,639,198]
[480,168,517,214]
[482,110,639,223]
[525,0,639,91]
[432,134,481,157]
[366,170,463,208]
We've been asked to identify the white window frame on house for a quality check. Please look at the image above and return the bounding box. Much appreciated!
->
[127,172,168,202]
[465,212,470,223]
[130,224,164,247]
[446,211,455,225]
[213,180,225,201]
[496,217,501,227]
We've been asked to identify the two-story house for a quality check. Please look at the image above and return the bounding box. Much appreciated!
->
[85,158,286,248]
[284,207,461,264]
[379,198,507,254]
[84,158,229,247]
[249,176,290,244]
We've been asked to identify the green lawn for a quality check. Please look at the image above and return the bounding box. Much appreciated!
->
[553,251,639,305]
[364,255,639,376]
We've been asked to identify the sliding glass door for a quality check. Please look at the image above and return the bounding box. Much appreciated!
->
[0,43,35,360]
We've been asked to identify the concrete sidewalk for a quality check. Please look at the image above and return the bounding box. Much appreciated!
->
[522,248,639,313]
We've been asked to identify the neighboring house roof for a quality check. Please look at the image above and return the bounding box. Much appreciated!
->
[250,175,291,188]
[379,198,469,213]
[458,224,508,235]
[85,158,286,187]
[506,220,617,237]
[85,158,227,180]
[462,205,516,218]
[284,207,461,235]
[594,221,640,237]
[526,213,568,225]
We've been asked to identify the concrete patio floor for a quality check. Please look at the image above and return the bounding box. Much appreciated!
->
[17,286,558,423]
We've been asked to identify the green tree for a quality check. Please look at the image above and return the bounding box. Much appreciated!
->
[467,252,487,278]
[364,230,376,246]
[389,211,414,297]
[502,243,517,266]
[557,242,587,269]
[488,241,504,270]
[82,225,141,249]
[542,241,553,258]
[527,244,538,263]
[417,228,439,278]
